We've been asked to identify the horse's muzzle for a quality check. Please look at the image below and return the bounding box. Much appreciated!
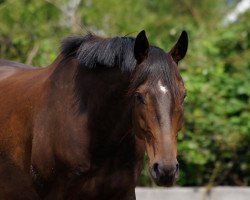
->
[150,162,179,186]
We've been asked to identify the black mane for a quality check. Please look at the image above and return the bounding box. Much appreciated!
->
[61,33,137,72]
[61,33,182,102]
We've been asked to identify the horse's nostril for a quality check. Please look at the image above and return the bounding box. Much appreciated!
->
[176,163,179,171]
[153,163,160,175]
[152,162,179,179]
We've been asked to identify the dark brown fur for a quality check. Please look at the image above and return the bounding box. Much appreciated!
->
[0,31,188,199]
[0,57,144,199]
[0,155,40,200]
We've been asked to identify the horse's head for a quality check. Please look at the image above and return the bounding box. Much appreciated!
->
[131,30,188,186]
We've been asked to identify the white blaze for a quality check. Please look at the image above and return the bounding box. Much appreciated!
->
[158,80,168,94]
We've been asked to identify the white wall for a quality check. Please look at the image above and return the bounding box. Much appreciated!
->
[136,187,250,200]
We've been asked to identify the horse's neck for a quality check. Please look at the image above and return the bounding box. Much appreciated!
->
[31,57,145,196]
[32,59,139,175]
[31,58,88,179]
[75,66,136,165]
[72,65,145,195]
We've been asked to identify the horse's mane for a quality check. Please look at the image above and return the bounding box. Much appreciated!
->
[60,33,182,102]
[61,33,136,72]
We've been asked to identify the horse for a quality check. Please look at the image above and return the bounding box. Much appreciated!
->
[0,30,188,199]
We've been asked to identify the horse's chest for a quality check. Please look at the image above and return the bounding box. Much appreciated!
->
[73,167,136,200]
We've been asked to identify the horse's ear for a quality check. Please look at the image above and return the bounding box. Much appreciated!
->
[169,31,188,64]
[134,30,149,63]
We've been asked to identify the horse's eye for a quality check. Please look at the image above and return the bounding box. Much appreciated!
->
[182,91,187,102]
[134,92,145,104]
[184,92,187,98]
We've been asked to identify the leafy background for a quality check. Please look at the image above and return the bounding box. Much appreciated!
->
[0,0,249,187]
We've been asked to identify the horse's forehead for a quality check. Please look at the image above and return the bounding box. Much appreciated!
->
[148,77,184,106]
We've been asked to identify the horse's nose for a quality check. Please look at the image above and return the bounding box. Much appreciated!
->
[152,161,179,186]
[153,162,179,176]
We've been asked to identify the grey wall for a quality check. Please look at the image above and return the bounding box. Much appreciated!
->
[136,187,250,200]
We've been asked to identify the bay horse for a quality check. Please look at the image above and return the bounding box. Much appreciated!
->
[0,30,188,199]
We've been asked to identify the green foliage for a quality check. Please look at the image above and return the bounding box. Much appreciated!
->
[0,0,249,186]
[0,0,66,65]
[179,11,250,186]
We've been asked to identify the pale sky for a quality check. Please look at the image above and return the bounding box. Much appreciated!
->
[226,0,250,22]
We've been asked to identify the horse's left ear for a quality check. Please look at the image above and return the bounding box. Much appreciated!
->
[134,30,149,63]
[169,31,188,64]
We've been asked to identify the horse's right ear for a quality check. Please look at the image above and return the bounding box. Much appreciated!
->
[169,31,188,64]
[134,30,149,63]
